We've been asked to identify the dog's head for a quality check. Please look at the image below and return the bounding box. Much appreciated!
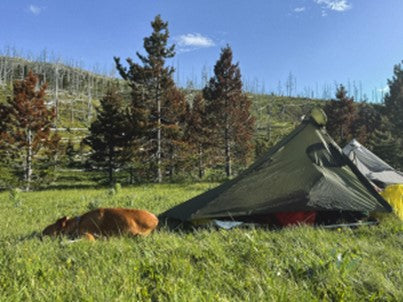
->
[42,216,69,236]
[42,216,81,237]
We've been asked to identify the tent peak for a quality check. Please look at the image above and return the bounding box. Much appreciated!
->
[310,107,327,127]
[349,139,361,147]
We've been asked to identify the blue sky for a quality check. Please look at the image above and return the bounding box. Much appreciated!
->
[0,0,402,101]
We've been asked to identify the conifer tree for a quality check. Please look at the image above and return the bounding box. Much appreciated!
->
[383,61,403,168]
[185,93,211,178]
[384,61,403,135]
[114,15,181,182]
[352,103,380,145]
[232,93,255,166]
[65,139,77,168]
[203,46,255,177]
[367,115,403,170]
[85,87,130,184]
[0,71,59,190]
[162,86,188,178]
[324,85,357,146]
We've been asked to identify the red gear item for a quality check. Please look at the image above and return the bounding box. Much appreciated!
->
[275,211,317,226]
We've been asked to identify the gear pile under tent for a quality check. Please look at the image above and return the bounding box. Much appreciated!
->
[343,139,403,221]
[160,108,392,228]
[343,139,403,189]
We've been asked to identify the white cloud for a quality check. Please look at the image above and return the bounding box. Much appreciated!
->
[29,5,42,15]
[174,33,216,53]
[175,33,215,48]
[378,86,389,94]
[314,0,352,12]
[294,7,306,13]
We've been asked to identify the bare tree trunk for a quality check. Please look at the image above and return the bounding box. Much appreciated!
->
[167,145,175,178]
[74,71,79,94]
[9,62,14,83]
[0,56,4,85]
[129,167,135,184]
[42,64,46,84]
[156,85,162,183]
[25,129,33,191]
[224,122,232,178]
[87,75,92,122]
[198,145,204,179]
[168,153,175,178]
[70,99,74,123]
[340,125,344,142]
[54,63,59,120]
[19,64,24,80]
[108,145,114,184]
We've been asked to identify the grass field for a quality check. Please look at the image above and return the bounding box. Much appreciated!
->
[0,183,402,301]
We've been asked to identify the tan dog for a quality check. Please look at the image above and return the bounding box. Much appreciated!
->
[42,208,158,241]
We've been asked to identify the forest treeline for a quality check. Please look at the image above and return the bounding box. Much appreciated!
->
[0,15,401,190]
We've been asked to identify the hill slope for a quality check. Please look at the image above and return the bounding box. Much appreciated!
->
[0,56,326,147]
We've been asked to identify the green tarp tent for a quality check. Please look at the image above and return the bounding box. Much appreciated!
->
[160,109,392,225]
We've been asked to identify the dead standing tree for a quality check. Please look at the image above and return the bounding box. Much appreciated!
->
[0,71,59,190]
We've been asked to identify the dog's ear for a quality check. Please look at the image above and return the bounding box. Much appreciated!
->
[57,216,68,228]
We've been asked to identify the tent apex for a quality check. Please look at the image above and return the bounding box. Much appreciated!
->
[310,107,327,127]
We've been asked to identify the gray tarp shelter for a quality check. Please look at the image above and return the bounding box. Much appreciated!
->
[343,139,403,188]
[160,109,392,224]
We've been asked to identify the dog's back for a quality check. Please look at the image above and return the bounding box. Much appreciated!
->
[77,208,159,237]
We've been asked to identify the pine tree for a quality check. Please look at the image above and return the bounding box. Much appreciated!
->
[185,93,211,178]
[232,93,255,167]
[367,115,403,170]
[85,87,131,184]
[0,71,59,190]
[384,61,403,135]
[114,15,179,182]
[352,103,380,145]
[65,139,77,168]
[383,61,403,168]
[203,46,255,177]
[162,86,188,178]
[324,85,357,146]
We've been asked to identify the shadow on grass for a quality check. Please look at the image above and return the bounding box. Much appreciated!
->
[157,213,381,234]
[14,231,42,242]
[44,183,106,191]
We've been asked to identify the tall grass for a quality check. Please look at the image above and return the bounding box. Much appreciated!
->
[0,184,402,301]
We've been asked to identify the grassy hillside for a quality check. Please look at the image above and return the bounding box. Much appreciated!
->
[0,184,401,301]
[0,56,117,130]
[250,94,326,157]
[0,56,325,140]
